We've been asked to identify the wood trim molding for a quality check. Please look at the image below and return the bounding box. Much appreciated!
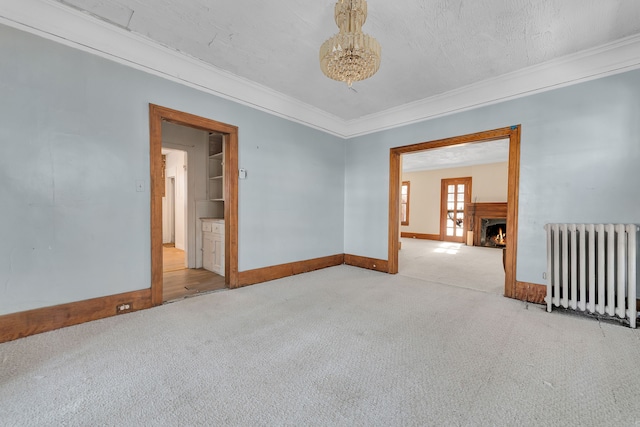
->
[389,126,521,298]
[388,150,401,274]
[225,131,240,288]
[400,232,440,241]
[344,254,389,273]
[515,281,547,304]
[469,202,508,216]
[514,283,640,308]
[0,252,375,343]
[149,106,163,305]
[149,104,239,299]
[504,126,521,298]
[237,254,345,288]
[0,290,152,343]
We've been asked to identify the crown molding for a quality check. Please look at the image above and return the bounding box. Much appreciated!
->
[0,0,349,138]
[344,33,640,138]
[1,0,640,140]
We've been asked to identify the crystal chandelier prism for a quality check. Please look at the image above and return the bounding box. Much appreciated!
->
[319,0,381,87]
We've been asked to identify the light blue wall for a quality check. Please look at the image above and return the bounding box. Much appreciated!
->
[345,69,640,284]
[2,22,639,317]
[0,25,345,315]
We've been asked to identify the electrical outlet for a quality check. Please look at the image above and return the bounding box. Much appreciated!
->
[116,302,133,314]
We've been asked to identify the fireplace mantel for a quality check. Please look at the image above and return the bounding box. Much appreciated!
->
[465,202,508,246]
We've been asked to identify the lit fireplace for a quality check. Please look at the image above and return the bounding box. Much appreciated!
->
[481,219,507,248]
[466,202,507,248]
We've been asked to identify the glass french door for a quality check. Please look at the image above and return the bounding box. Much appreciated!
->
[440,177,472,243]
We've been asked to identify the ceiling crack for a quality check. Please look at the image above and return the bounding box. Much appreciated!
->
[208,33,218,47]
[126,9,134,30]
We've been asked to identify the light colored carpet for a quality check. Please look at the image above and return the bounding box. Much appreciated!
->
[399,238,505,294]
[1,265,639,426]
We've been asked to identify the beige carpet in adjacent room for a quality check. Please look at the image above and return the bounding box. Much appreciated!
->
[1,265,639,425]
[399,237,505,294]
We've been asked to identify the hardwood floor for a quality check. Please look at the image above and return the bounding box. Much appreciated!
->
[163,246,226,302]
[163,245,187,272]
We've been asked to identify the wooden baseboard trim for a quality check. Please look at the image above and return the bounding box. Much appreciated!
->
[514,281,546,304]
[400,232,440,241]
[344,254,389,273]
[236,254,345,288]
[516,283,640,311]
[0,289,152,344]
[4,262,562,343]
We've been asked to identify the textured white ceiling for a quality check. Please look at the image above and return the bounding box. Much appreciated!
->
[402,139,509,172]
[52,0,640,120]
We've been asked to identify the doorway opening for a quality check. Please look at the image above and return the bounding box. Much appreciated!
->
[399,145,506,294]
[150,104,239,307]
[160,141,225,302]
[162,149,183,253]
[388,126,521,298]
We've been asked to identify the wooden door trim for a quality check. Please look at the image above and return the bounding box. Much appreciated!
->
[388,125,521,299]
[150,104,239,305]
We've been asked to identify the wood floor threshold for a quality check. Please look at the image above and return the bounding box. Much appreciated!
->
[236,254,345,288]
[0,289,152,343]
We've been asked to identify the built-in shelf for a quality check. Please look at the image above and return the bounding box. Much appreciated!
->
[208,134,224,216]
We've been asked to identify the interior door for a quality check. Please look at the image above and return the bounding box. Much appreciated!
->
[440,177,472,243]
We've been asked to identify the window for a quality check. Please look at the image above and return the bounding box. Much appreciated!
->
[401,181,410,226]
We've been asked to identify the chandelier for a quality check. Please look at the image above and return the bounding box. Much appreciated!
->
[319,0,381,87]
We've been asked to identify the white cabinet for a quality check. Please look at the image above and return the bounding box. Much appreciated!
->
[202,218,224,275]
[202,232,215,272]
[211,233,224,274]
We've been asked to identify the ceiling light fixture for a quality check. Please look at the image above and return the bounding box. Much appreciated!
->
[319,0,381,88]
